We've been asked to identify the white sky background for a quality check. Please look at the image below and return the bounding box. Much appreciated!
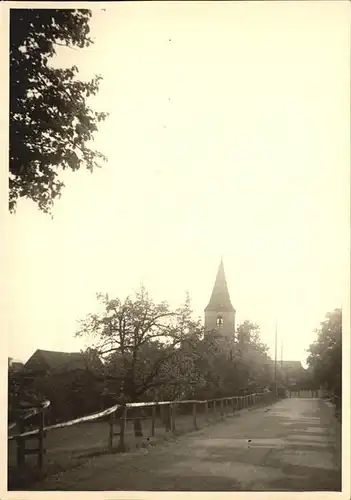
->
[7,2,350,366]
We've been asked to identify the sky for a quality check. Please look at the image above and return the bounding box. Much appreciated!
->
[7,2,350,367]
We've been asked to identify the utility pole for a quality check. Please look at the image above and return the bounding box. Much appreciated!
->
[274,321,278,394]
[280,337,284,387]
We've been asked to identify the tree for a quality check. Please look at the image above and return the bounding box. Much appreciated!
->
[10,9,108,213]
[8,369,44,423]
[190,321,272,399]
[234,321,272,391]
[30,368,105,423]
[76,288,204,402]
[8,347,105,424]
[307,308,342,397]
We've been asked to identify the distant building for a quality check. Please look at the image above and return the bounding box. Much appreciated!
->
[279,360,307,387]
[8,358,24,372]
[24,349,100,375]
[8,349,104,425]
[268,360,307,388]
[204,259,236,343]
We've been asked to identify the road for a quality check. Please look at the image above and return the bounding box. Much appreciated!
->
[34,397,341,491]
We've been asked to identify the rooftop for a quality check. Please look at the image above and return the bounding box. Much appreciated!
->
[205,259,235,313]
[25,349,89,372]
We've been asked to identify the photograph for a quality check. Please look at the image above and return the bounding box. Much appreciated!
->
[6,1,349,494]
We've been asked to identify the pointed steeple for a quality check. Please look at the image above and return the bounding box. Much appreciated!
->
[205,259,235,313]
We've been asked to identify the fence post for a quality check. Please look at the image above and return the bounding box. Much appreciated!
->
[220,399,224,419]
[171,403,176,434]
[37,408,45,471]
[16,416,25,470]
[192,402,197,429]
[213,400,216,417]
[133,409,143,438]
[124,406,128,433]
[151,404,156,437]
[164,404,171,432]
[108,410,115,451]
[168,404,172,432]
[118,406,126,452]
[160,404,165,427]
[205,401,209,419]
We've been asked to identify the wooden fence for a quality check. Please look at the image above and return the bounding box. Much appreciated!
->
[8,390,277,473]
[288,389,322,399]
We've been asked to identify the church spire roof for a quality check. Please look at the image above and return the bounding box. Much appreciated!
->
[205,259,235,313]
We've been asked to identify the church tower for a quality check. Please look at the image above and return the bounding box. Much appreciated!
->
[204,259,236,341]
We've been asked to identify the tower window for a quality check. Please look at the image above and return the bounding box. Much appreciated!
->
[216,316,223,328]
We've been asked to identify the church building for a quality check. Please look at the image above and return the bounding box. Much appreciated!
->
[204,259,236,342]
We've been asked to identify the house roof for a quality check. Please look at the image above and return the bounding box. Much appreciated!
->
[205,259,235,313]
[281,361,305,370]
[25,349,88,372]
[268,360,305,371]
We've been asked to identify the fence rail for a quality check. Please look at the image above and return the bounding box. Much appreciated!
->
[8,392,271,440]
[8,390,278,476]
[287,389,322,399]
[8,400,51,431]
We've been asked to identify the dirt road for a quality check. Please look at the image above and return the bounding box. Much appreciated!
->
[33,397,341,491]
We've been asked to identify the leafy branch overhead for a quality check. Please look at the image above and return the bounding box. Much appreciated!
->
[10,9,108,214]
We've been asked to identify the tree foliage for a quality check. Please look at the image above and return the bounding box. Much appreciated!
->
[196,321,272,398]
[307,308,342,396]
[9,288,276,424]
[10,9,108,213]
[76,288,275,404]
[8,347,105,424]
[76,288,204,402]
[234,321,272,389]
[32,369,104,423]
